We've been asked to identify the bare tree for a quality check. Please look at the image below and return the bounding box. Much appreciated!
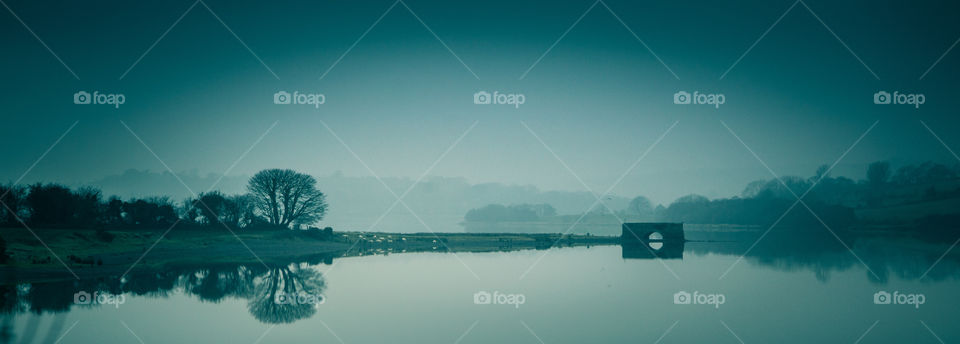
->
[247,169,327,228]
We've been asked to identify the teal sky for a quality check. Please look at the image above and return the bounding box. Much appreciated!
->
[1,0,959,204]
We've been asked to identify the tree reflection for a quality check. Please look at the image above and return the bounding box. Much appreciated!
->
[248,263,325,324]
[682,228,960,283]
[0,315,11,344]
[184,265,258,303]
[0,259,328,327]
[2,233,960,329]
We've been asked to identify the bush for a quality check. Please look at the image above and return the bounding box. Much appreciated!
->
[300,226,334,240]
[95,229,115,243]
[25,183,75,225]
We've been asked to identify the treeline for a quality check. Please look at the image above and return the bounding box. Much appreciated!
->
[0,169,328,230]
[464,203,556,222]
[465,161,960,227]
[629,161,960,226]
[653,194,856,227]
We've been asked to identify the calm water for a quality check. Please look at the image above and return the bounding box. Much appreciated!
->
[3,229,959,343]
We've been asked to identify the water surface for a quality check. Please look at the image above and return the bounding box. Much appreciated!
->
[3,229,959,343]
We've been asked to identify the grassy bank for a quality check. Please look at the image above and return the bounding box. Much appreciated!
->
[0,226,618,283]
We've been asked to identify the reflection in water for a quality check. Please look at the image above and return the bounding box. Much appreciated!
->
[184,265,257,303]
[621,240,684,259]
[248,264,325,324]
[621,222,685,259]
[684,227,960,284]
[0,261,327,330]
[1,228,960,332]
[618,225,960,284]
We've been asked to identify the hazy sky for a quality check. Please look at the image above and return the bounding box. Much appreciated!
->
[1,0,959,204]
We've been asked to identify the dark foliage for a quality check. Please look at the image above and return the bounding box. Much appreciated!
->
[123,198,177,227]
[95,229,115,243]
[0,235,8,264]
[25,184,76,226]
[661,195,856,228]
[0,183,26,225]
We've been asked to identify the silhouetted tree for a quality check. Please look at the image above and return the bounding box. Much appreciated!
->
[0,183,26,225]
[187,192,260,228]
[192,191,229,225]
[247,169,327,228]
[103,196,124,225]
[124,197,177,227]
[25,184,75,225]
[663,194,710,221]
[740,180,767,199]
[223,194,259,228]
[867,161,891,186]
[813,164,831,181]
[72,187,102,227]
[625,196,654,220]
[181,197,200,224]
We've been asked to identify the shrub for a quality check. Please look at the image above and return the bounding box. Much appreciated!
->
[95,229,115,243]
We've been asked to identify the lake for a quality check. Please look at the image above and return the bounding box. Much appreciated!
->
[2,228,959,343]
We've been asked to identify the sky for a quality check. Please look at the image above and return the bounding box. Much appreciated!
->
[1,0,959,205]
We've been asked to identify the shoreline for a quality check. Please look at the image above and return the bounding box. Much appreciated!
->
[0,227,619,284]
